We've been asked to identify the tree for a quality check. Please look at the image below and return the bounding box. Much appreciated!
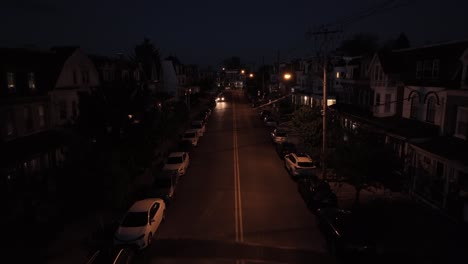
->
[328,131,401,206]
[393,32,410,49]
[134,38,161,81]
[291,106,344,156]
[382,32,410,51]
[338,33,380,56]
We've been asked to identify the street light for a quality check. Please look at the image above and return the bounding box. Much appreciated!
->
[241,69,245,74]
[249,73,254,78]
[283,73,292,80]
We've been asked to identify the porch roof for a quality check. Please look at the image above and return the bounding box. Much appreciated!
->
[412,136,468,166]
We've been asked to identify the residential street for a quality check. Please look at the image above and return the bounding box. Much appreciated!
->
[132,90,332,263]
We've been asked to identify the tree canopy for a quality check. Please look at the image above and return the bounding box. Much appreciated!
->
[328,131,401,205]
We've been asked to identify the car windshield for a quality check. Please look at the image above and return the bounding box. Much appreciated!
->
[276,132,287,137]
[298,162,315,167]
[121,212,148,227]
[184,132,196,138]
[167,156,183,164]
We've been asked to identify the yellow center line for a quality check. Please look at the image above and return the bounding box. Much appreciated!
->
[233,96,244,244]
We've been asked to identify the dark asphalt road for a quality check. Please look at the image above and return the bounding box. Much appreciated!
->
[133,90,332,264]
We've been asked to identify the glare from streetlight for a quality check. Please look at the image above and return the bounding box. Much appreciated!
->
[241,70,245,74]
[284,73,292,80]
[249,73,254,78]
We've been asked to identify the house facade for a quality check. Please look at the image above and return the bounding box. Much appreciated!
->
[0,48,69,225]
[49,47,100,127]
[330,40,468,222]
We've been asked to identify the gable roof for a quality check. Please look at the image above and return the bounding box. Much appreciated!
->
[395,40,468,87]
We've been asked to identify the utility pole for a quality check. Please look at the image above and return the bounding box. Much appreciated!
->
[277,50,280,93]
[262,56,265,97]
[310,26,342,179]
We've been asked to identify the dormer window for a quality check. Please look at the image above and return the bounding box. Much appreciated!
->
[432,60,440,79]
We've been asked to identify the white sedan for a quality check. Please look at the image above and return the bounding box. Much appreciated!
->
[191,120,206,137]
[163,152,190,176]
[284,153,317,178]
[114,198,166,249]
[182,129,199,146]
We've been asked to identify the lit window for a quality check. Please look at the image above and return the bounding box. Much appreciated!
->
[7,72,15,91]
[455,107,468,139]
[28,72,36,89]
[426,97,436,123]
[336,72,339,78]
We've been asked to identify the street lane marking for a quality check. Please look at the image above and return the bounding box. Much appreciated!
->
[233,96,244,243]
[233,93,245,264]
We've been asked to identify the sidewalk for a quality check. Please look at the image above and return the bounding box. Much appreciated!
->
[45,96,211,263]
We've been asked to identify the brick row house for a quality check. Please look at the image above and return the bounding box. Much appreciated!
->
[0,47,99,226]
[330,40,468,222]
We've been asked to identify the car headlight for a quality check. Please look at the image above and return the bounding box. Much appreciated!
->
[221,97,225,100]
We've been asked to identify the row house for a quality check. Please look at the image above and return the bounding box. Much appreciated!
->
[0,47,99,225]
[291,56,337,108]
[331,40,468,221]
[90,55,146,136]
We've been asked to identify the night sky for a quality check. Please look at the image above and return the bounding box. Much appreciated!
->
[1,0,467,67]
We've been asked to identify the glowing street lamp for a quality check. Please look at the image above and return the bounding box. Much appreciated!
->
[283,73,292,80]
[249,73,254,78]
[241,69,245,74]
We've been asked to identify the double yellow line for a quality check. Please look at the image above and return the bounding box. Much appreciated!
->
[233,100,244,243]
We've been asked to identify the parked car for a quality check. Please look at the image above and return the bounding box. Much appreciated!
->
[182,129,199,146]
[284,152,317,178]
[297,175,337,211]
[114,199,166,249]
[271,128,287,144]
[197,111,209,123]
[162,152,190,176]
[264,116,279,127]
[86,247,135,264]
[150,170,178,202]
[191,120,206,137]
[173,140,193,153]
[276,142,297,159]
[316,207,380,260]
